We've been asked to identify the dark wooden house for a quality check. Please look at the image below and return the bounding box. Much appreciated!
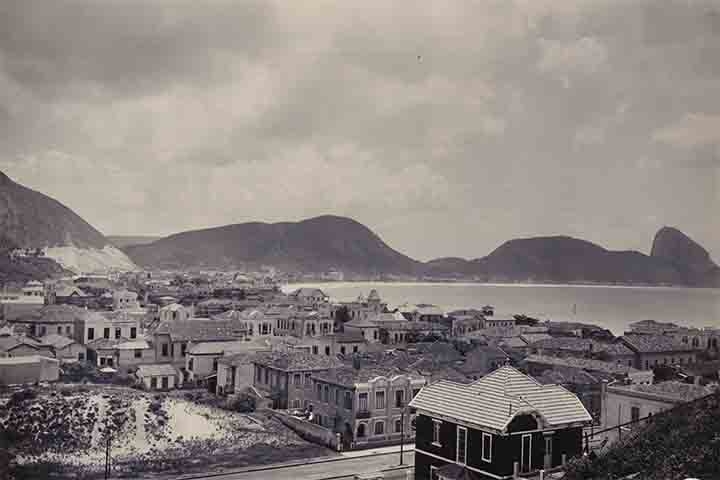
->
[409,366,592,480]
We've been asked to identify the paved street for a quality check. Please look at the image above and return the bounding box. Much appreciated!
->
[172,449,414,480]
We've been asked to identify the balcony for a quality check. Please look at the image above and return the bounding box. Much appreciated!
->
[356,410,371,419]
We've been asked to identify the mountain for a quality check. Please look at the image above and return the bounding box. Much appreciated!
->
[425,229,720,287]
[650,226,720,286]
[0,171,137,274]
[125,215,421,274]
[107,235,163,248]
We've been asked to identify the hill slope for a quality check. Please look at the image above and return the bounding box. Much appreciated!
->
[0,171,137,274]
[650,226,720,286]
[125,215,421,274]
[107,235,163,248]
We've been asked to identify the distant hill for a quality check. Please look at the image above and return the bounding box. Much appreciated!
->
[107,235,162,248]
[0,235,70,283]
[125,215,421,274]
[425,229,720,287]
[0,171,137,275]
[124,216,719,287]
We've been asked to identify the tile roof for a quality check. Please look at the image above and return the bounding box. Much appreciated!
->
[409,366,592,433]
[12,305,103,324]
[218,351,266,367]
[136,363,179,377]
[534,368,599,386]
[40,334,77,349]
[188,340,249,355]
[621,334,696,353]
[0,335,41,352]
[530,337,633,356]
[87,337,129,350]
[312,365,424,387]
[116,340,152,350]
[321,330,366,343]
[252,351,343,371]
[524,354,640,375]
[154,318,247,342]
[609,381,715,403]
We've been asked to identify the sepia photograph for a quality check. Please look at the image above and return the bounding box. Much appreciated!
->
[0,1,718,479]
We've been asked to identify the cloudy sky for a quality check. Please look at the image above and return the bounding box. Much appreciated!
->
[1,0,718,261]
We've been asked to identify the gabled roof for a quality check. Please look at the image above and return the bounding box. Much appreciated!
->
[524,354,640,375]
[409,365,592,433]
[0,335,41,353]
[620,334,695,354]
[13,305,103,324]
[154,318,246,342]
[312,365,424,387]
[40,333,78,349]
[188,340,248,355]
[137,363,178,377]
[609,381,715,403]
[253,351,343,372]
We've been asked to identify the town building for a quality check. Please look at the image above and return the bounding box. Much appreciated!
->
[0,355,60,385]
[75,309,142,345]
[186,340,249,387]
[310,365,426,449]
[136,363,180,390]
[398,303,445,324]
[9,304,90,338]
[457,345,509,380]
[252,351,343,409]
[0,334,53,358]
[115,339,155,372]
[40,333,87,363]
[619,334,697,370]
[0,281,47,320]
[300,331,367,357]
[288,288,328,308]
[113,289,141,310]
[158,303,193,323]
[331,290,386,323]
[528,337,636,366]
[599,380,715,445]
[152,318,247,379]
[410,366,593,479]
[216,349,270,396]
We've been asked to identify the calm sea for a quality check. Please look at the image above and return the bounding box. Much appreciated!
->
[282,282,720,335]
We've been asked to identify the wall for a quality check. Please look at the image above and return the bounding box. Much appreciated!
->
[637,351,696,370]
[0,357,60,385]
[600,386,676,445]
[271,410,341,451]
[117,348,155,372]
[56,343,87,363]
[187,353,219,382]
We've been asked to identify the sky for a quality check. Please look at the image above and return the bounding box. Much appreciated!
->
[0,0,718,262]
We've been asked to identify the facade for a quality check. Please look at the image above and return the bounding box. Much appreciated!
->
[216,349,269,395]
[483,317,517,329]
[186,340,248,385]
[158,303,192,323]
[310,366,426,449]
[523,355,654,385]
[301,331,367,357]
[0,335,53,358]
[113,289,140,310]
[76,310,142,345]
[115,340,155,372]
[344,317,381,343]
[331,290,386,323]
[599,380,714,445]
[288,288,328,307]
[528,338,636,366]
[619,334,698,370]
[0,281,47,320]
[40,334,87,363]
[0,355,60,385]
[136,363,180,390]
[410,366,593,480]
[252,351,343,409]
[9,304,86,338]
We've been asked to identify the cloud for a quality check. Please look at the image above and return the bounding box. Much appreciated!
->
[537,36,609,80]
[652,113,720,149]
[0,0,718,261]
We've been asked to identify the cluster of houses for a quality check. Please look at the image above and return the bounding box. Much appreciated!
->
[1,277,718,479]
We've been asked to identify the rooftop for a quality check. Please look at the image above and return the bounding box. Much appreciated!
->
[621,334,696,353]
[524,354,641,375]
[409,365,593,433]
[12,305,105,324]
[312,365,424,387]
[154,318,247,342]
[253,351,343,371]
[40,333,77,349]
[136,363,179,377]
[530,337,633,356]
[0,355,59,365]
[609,381,716,403]
[188,340,248,355]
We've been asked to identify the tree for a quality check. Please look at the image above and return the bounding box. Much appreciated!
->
[334,306,351,331]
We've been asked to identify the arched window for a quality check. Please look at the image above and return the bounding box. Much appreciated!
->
[374,421,385,435]
[357,423,366,438]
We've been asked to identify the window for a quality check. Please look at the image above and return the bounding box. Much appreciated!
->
[151,377,157,389]
[544,436,552,461]
[395,419,402,433]
[103,328,110,339]
[134,349,142,358]
[456,426,467,464]
[57,326,62,334]
[374,421,384,435]
[353,346,358,353]
[325,346,331,356]
[316,383,322,400]
[212,359,218,371]
[115,328,122,339]
[188,358,194,371]
[335,388,340,405]
[181,343,187,357]
[78,352,85,361]
[359,392,368,411]
[432,419,442,445]
[40,326,47,336]
[344,391,353,410]
[631,406,640,422]
[130,327,137,339]
[292,399,300,409]
[430,466,439,480]
[305,373,312,384]
[375,390,385,409]
[482,432,493,462]
[340,346,346,355]
[395,390,404,408]
[373,330,378,340]
[323,385,329,402]
[161,343,169,357]
[66,326,71,335]
[294,374,302,385]
[87,327,95,341]
[100,357,107,366]
[312,346,319,355]
[161,376,169,389]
